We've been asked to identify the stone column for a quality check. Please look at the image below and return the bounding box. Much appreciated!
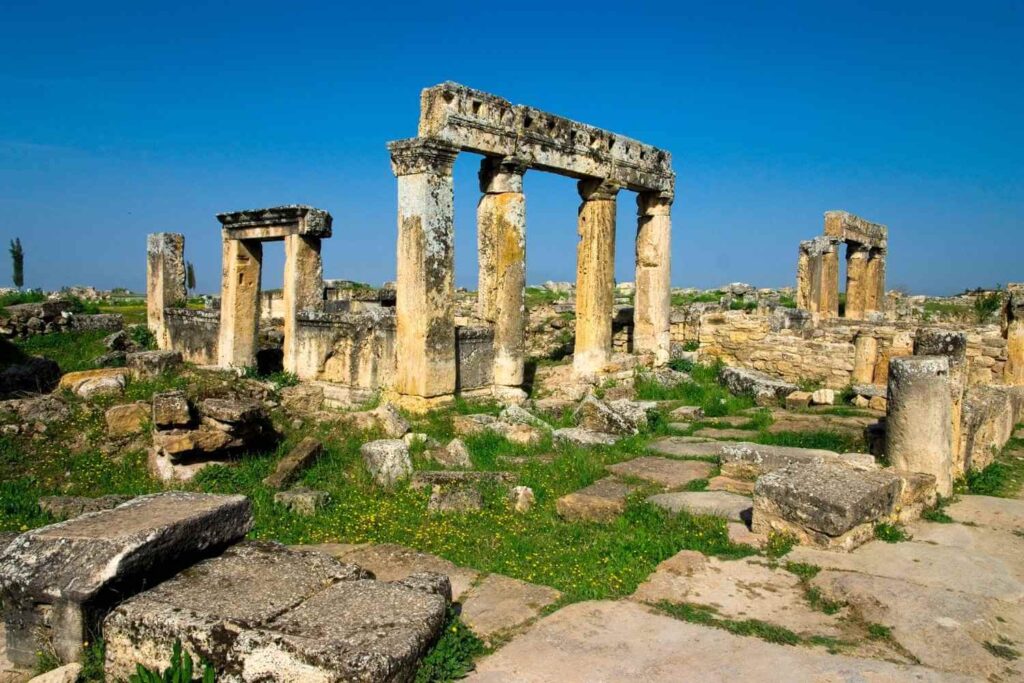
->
[217,237,262,369]
[146,233,186,350]
[844,244,870,320]
[797,237,840,319]
[634,191,672,366]
[915,329,969,476]
[573,179,619,376]
[388,138,459,405]
[852,333,878,385]
[796,242,812,310]
[887,356,954,496]
[477,157,527,394]
[864,248,886,315]
[282,234,324,375]
[1005,287,1024,385]
[820,244,840,319]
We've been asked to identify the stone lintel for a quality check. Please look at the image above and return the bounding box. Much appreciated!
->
[217,205,332,240]
[388,137,460,176]
[799,235,841,256]
[416,82,674,194]
[824,210,887,249]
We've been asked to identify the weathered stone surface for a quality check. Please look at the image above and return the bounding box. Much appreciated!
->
[0,395,68,426]
[126,350,182,378]
[649,438,841,480]
[151,390,191,429]
[887,356,953,496]
[607,457,713,488]
[103,540,448,683]
[347,402,411,438]
[467,601,966,682]
[429,438,473,468]
[0,357,60,397]
[0,492,252,666]
[810,388,835,405]
[647,491,752,522]
[945,495,1024,533]
[279,383,325,414]
[632,551,844,637]
[509,486,535,513]
[574,396,647,435]
[274,487,330,516]
[360,439,412,488]
[198,397,263,424]
[459,574,562,639]
[720,366,797,405]
[263,437,323,489]
[57,368,129,398]
[706,475,755,495]
[727,521,766,547]
[556,477,638,522]
[37,494,133,520]
[499,404,551,431]
[27,663,81,683]
[104,401,149,437]
[668,405,703,421]
[427,484,483,513]
[753,463,901,549]
[552,427,616,447]
[812,569,1024,680]
[785,390,812,408]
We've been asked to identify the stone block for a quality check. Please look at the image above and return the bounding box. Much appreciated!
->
[498,404,552,431]
[274,488,330,516]
[126,350,182,378]
[509,486,535,513]
[647,491,753,522]
[37,494,133,521]
[668,405,703,421]
[152,391,192,429]
[868,395,887,411]
[198,397,263,424]
[458,574,561,639]
[720,366,797,405]
[707,475,755,495]
[56,368,129,398]
[552,427,616,447]
[752,463,901,550]
[346,402,410,438]
[810,388,835,405]
[428,438,472,469]
[360,439,412,488]
[0,492,252,666]
[263,437,324,489]
[715,441,841,479]
[102,541,448,682]
[105,401,149,437]
[785,391,812,408]
[556,477,638,522]
[427,484,483,513]
[607,457,713,488]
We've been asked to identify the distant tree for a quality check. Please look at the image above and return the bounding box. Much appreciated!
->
[186,262,196,292]
[8,238,23,289]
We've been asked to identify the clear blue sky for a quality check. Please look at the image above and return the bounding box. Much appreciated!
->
[1,1,1020,296]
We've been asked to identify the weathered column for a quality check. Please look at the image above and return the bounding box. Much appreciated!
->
[887,356,954,496]
[864,248,886,315]
[820,244,840,319]
[217,237,262,369]
[634,191,672,366]
[852,332,878,384]
[573,179,619,376]
[282,234,324,375]
[477,157,527,393]
[844,244,870,320]
[146,233,186,350]
[388,138,459,406]
[915,329,968,476]
[1004,286,1024,385]
[796,242,813,310]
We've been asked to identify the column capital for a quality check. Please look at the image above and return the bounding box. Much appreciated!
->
[387,137,460,177]
[577,178,621,201]
[637,191,673,217]
[847,243,872,258]
[479,156,527,194]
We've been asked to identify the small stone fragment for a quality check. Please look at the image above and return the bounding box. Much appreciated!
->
[509,485,535,513]
[552,427,617,447]
[360,439,412,488]
[785,391,812,409]
[274,488,330,516]
[810,388,835,405]
[152,391,191,429]
[263,437,324,489]
[105,401,149,437]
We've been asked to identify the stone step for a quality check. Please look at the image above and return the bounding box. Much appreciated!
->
[649,438,841,479]
[606,457,714,489]
[646,491,753,523]
[556,476,639,522]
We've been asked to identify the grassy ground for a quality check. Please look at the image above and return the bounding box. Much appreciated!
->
[957,430,1024,498]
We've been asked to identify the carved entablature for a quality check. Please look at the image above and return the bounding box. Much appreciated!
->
[410,82,675,195]
[217,205,333,241]
[387,138,460,177]
[799,235,841,257]
[823,211,888,250]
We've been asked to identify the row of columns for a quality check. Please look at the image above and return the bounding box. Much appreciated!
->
[844,245,886,320]
[389,138,672,405]
[796,238,885,320]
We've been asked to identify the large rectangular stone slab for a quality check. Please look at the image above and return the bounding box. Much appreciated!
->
[0,493,252,666]
[606,457,713,488]
[103,541,448,682]
[753,463,900,550]
[649,439,841,479]
[556,477,638,522]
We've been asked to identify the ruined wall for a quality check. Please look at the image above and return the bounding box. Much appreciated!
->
[163,309,220,365]
[259,291,286,321]
[455,326,495,392]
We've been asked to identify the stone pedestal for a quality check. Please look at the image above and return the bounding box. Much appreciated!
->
[886,356,953,496]
[477,157,526,390]
[573,179,619,376]
[915,330,969,475]
[283,234,323,374]
[634,192,672,366]
[146,233,187,350]
[844,245,870,320]
[852,333,878,384]
[389,139,460,404]
[217,238,262,369]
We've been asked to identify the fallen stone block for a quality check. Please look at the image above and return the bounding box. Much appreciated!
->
[104,401,149,437]
[556,477,638,522]
[785,391,812,409]
[274,488,330,516]
[346,402,411,438]
[198,397,263,425]
[509,486,535,513]
[360,439,412,488]
[810,388,835,406]
[892,470,938,523]
[707,475,755,495]
[0,492,252,666]
[851,383,886,399]
[102,541,448,682]
[753,462,901,550]
[56,368,129,398]
[498,404,552,431]
[647,491,752,522]
[720,366,797,405]
[263,437,324,489]
[151,390,192,429]
[574,396,647,435]
[126,350,182,378]
[607,456,713,488]
[717,441,841,479]
[428,438,472,468]
[28,663,81,683]
[427,484,483,513]
[668,405,703,421]
[37,494,133,520]
[552,427,616,447]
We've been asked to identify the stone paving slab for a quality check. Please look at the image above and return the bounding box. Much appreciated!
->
[692,428,756,440]
[647,491,752,523]
[606,456,713,488]
[459,574,562,639]
[467,601,971,682]
[631,551,846,638]
[556,476,639,522]
[707,475,754,495]
[812,570,1024,680]
[945,495,1024,533]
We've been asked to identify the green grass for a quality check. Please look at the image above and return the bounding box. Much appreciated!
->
[956,434,1024,498]
[524,287,567,309]
[653,601,801,646]
[873,522,908,543]
[635,361,753,417]
[415,609,486,682]
[0,290,47,310]
[783,562,820,581]
[670,291,722,307]
[867,623,893,641]
[6,329,109,373]
[764,531,797,558]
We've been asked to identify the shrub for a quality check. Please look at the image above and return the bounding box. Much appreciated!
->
[130,325,157,350]
[129,639,215,683]
[415,609,485,682]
